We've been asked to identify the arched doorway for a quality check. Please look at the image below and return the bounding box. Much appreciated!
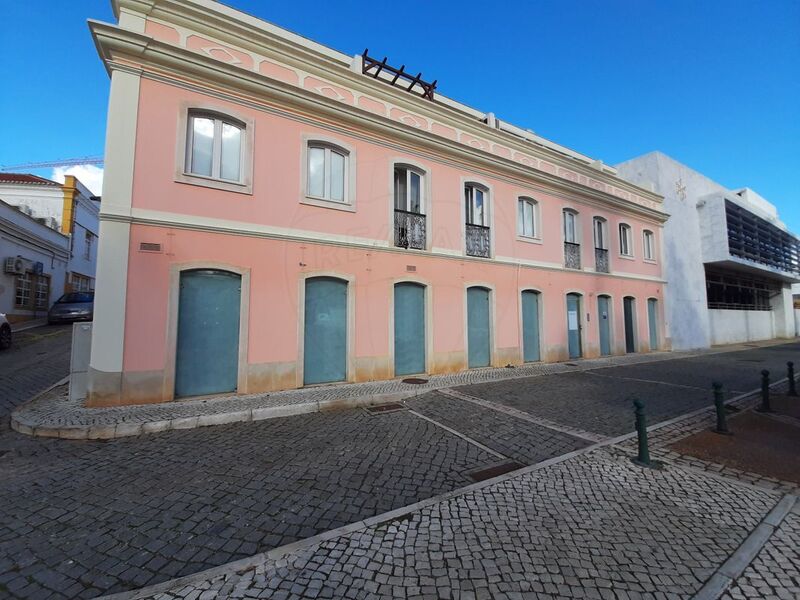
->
[304,277,348,385]
[467,286,491,368]
[521,290,541,362]
[394,282,426,376]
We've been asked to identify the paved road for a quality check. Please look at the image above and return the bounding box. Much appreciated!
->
[1,333,798,599]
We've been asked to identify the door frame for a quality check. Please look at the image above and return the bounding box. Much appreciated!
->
[389,277,433,378]
[565,290,585,359]
[647,296,659,351]
[596,292,614,356]
[463,282,496,369]
[518,287,543,363]
[164,262,251,401]
[623,295,638,353]
[296,271,356,387]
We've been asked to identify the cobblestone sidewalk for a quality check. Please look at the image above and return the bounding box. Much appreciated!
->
[11,340,791,440]
[108,448,796,600]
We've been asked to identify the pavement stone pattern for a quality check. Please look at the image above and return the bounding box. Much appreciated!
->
[0,409,500,599]
[12,341,780,437]
[405,392,591,465]
[720,511,800,600]
[138,449,782,600]
[0,325,71,417]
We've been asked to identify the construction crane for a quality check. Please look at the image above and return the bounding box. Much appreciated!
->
[0,156,104,171]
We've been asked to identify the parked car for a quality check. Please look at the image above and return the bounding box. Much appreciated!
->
[0,314,11,349]
[48,292,94,324]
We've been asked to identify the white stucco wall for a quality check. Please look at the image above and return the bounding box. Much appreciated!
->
[615,152,724,351]
[0,200,70,319]
[708,309,774,345]
[0,184,64,227]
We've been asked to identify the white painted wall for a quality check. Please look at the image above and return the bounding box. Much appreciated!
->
[0,200,70,319]
[0,184,64,227]
[708,309,774,345]
[615,152,724,350]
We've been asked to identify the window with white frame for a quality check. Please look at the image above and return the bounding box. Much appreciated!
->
[619,223,633,256]
[394,166,424,214]
[643,229,656,260]
[563,209,578,243]
[186,111,244,182]
[34,276,50,309]
[15,272,31,308]
[84,231,94,260]
[593,217,607,249]
[465,184,488,226]
[517,197,538,238]
[307,143,348,203]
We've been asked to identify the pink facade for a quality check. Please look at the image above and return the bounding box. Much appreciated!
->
[87,0,668,406]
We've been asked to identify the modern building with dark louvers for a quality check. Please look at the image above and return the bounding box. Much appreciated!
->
[616,151,799,349]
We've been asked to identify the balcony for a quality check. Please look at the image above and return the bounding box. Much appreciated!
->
[466,223,491,258]
[595,247,609,273]
[394,209,426,250]
[564,242,581,269]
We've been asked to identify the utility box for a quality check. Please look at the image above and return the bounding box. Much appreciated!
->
[69,322,92,402]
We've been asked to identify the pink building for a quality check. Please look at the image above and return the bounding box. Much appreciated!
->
[88,0,668,406]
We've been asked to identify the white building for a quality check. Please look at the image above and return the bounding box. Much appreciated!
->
[616,152,799,349]
[0,199,70,323]
[0,173,100,293]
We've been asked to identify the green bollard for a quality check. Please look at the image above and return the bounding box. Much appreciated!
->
[788,362,797,397]
[757,369,772,413]
[712,382,730,435]
[633,399,650,466]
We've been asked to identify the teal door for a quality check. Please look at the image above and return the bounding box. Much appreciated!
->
[304,277,347,385]
[521,290,540,362]
[598,295,611,356]
[566,293,582,359]
[394,283,426,376]
[467,287,490,368]
[647,298,658,350]
[624,297,636,353]
[175,270,241,398]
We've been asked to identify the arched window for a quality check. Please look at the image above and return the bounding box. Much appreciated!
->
[517,197,538,238]
[643,230,656,261]
[307,142,349,203]
[465,183,490,258]
[619,223,633,256]
[186,111,245,182]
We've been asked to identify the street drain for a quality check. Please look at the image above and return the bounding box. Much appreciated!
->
[466,461,524,482]
[402,377,428,384]
[364,403,406,415]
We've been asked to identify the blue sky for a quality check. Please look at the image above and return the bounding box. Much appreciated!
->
[1,1,798,227]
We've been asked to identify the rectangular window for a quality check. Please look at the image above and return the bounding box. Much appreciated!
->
[465,185,486,226]
[307,144,349,203]
[518,199,536,238]
[35,276,50,309]
[643,231,655,260]
[619,224,632,256]
[15,273,31,308]
[84,231,93,260]
[186,112,244,182]
[594,218,606,249]
[395,167,423,214]
[564,211,577,243]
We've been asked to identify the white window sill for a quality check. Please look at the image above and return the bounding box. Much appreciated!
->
[300,196,356,212]
[516,235,543,245]
[618,254,636,261]
[175,172,252,195]
[643,258,657,265]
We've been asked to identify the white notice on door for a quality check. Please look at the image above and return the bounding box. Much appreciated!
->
[568,310,578,330]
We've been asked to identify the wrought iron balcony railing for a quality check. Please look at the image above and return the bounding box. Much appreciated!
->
[564,241,581,269]
[595,247,609,273]
[466,223,491,258]
[394,209,426,250]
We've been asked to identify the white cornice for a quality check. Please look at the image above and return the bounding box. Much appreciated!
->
[90,22,668,224]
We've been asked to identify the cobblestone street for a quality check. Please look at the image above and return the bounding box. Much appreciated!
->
[1,331,799,599]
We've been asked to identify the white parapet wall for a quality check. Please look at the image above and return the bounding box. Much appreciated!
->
[708,310,774,345]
